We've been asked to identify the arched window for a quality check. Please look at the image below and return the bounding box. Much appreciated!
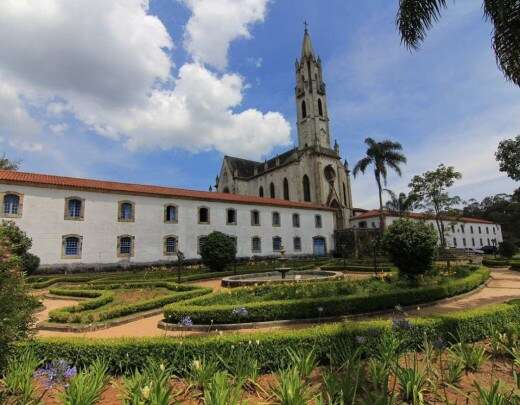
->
[302,175,311,202]
[66,198,83,220]
[293,237,302,251]
[318,98,323,116]
[292,213,300,228]
[226,208,236,225]
[164,236,178,256]
[301,100,307,118]
[118,201,134,222]
[343,183,347,206]
[270,182,275,199]
[198,207,210,224]
[3,193,20,216]
[283,178,290,200]
[251,236,261,253]
[259,186,264,197]
[164,205,178,223]
[272,236,282,252]
[117,235,134,257]
[251,210,260,226]
[315,214,322,228]
[62,235,82,258]
[272,211,281,227]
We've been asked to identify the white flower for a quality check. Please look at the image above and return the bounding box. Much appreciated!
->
[192,360,201,370]
[141,385,150,399]
[160,363,165,371]
[256,340,260,345]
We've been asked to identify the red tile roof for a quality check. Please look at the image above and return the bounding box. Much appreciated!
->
[0,170,333,211]
[352,209,496,225]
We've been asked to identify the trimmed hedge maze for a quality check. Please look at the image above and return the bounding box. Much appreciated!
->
[163,267,490,325]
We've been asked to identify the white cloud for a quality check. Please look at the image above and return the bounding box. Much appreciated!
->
[183,0,268,70]
[0,0,289,160]
[49,123,69,135]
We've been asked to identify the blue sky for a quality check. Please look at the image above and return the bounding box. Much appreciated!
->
[0,0,518,208]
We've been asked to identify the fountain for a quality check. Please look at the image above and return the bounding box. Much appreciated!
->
[276,245,291,279]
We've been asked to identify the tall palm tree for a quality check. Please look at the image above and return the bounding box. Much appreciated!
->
[0,154,19,170]
[397,0,520,87]
[384,189,416,216]
[353,138,407,230]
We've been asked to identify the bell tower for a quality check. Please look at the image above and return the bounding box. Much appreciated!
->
[295,26,331,150]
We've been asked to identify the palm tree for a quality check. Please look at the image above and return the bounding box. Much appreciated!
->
[353,138,407,230]
[397,0,520,87]
[384,189,416,216]
[0,153,19,170]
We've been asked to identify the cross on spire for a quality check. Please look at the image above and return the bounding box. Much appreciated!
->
[304,21,308,32]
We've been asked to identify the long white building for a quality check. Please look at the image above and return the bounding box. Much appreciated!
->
[0,170,335,269]
[350,209,503,249]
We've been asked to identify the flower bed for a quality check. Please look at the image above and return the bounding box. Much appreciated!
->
[163,267,489,325]
[47,282,212,324]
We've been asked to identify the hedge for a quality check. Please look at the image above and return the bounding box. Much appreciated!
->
[321,264,394,272]
[47,282,212,324]
[17,298,520,375]
[510,261,520,271]
[482,258,510,267]
[163,268,490,324]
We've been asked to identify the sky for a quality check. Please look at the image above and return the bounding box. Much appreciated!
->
[0,0,518,209]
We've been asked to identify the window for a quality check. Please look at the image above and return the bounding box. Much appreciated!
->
[293,237,302,251]
[273,236,282,251]
[480,238,483,246]
[198,236,207,254]
[472,238,475,247]
[229,236,237,250]
[65,198,83,220]
[164,205,178,223]
[117,235,134,257]
[343,183,347,206]
[359,221,367,229]
[463,238,467,247]
[270,182,275,199]
[259,186,264,197]
[292,213,300,228]
[118,201,134,222]
[453,237,457,247]
[62,235,82,258]
[470,225,474,233]
[252,236,261,253]
[315,214,322,228]
[198,207,210,224]
[486,227,489,234]
[460,225,465,234]
[3,193,21,217]
[372,222,377,228]
[451,225,455,233]
[251,210,260,226]
[493,227,496,235]
[318,98,323,116]
[487,238,491,245]
[478,226,482,234]
[272,211,280,227]
[164,236,178,256]
[301,100,307,118]
[226,208,237,225]
[283,178,290,200]
[302,175,311,202]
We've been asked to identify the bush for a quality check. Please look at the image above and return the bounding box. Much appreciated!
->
[499,240,518,259]
[200,231,237,272]
[382,219,438,278]
[20,252,40,274]
[482,258,510,267]
[17,298,520,375]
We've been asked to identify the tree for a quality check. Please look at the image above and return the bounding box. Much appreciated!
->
[499,240,517,259]
[496,135,520,181]
[397,0,520,87]
[353,138,407,230]
[199,231,236,272]
[384,189,417,216]
[0,153,20,170]
[383,219,438,279]
[408,164,462,248]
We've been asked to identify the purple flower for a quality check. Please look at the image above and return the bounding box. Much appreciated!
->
[232,307,248,317]
[355,336,367,344]
[433,337,446,350]
[392,318,412,331]
[179,316,193,327]
[34,359,76,389]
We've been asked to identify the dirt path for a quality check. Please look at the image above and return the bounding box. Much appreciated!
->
[36,268,520,339]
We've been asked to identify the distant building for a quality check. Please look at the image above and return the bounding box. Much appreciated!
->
[217,28,353,230]
[350,209,503,249]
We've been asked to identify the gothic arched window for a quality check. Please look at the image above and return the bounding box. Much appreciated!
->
[318,98,323,116]
[283,178,289,200]
[301,100,307,119]
[259,186,264,197]
[302,175,311,202]
[270,182,275,199]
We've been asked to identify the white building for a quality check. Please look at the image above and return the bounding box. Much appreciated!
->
[0,170,335,269]
[350,210,503,249]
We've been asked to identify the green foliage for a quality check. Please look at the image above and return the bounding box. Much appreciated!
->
[321,263,393,272]
[200,231,237,272]
[448,342,489,372]
[20,252,40,274]
[482,258,511,267]
[187,357,219,389]
[473,380,510,405]
[203,371,244,405]
[60,359,109,405]
[1,348,41,404]
[444,357,464,386]
[0,220,32,256]
[499,240,518,259]
[496,135,520,181]
[271,366,312,405]
[395,356,428,405]
[382,219,438,278]
[286,347,317,379]
[120,360,174,405]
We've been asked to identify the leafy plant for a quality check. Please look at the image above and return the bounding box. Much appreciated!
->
[187,357,219,390]
[2,349,42,404]
[449,343,489,372]
[199,231,236,272]
[60,359,108,405]
[203,371,244,405]
[271,366,312,405]
[365,358,391,398]
[395,356,429,405]
[474,380,509,405]
[120,361,175,405]
[286,347,317,379]
[321,367,362,404]
[444,357,464,386]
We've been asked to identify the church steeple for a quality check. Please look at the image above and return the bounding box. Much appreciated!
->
[295,26,331,150]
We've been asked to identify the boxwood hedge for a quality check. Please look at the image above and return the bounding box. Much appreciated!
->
[320,264,394,272]
[18,298,520,375]
[482,258,511,267]
[163,267,490,324]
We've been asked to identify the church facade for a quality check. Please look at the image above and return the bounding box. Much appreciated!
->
[217,29,353,229]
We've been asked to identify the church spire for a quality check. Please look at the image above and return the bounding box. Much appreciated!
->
[301,22,315,59]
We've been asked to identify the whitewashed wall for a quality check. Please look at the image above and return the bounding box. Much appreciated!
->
[0,184,334,266]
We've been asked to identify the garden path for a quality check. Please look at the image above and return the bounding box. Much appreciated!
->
[35,268,520,339]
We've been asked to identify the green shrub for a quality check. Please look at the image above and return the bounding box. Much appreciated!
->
[321,264,393,272]
[382,219,438,278]
[163,268,489,324]
[0,220,32,256]
[17,298,520,375]
[200,231,236,272]
[510,261,520,271]
[499,240,518,259]
[20,252,40,274]
[482,258,510,267]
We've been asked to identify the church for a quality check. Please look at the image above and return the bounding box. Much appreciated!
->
[216,28,353,230]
